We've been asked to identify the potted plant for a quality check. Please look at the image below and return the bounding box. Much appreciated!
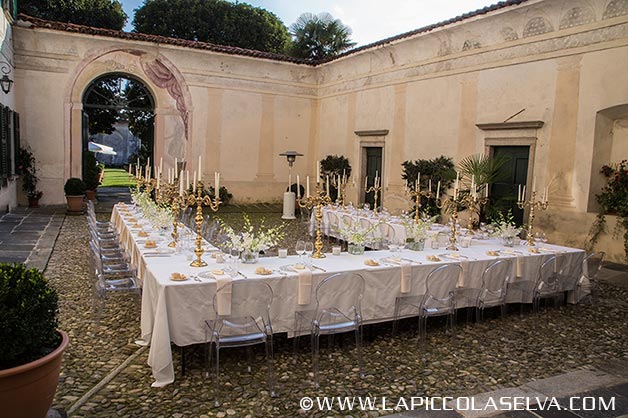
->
[0,263,69,418]
[83,152,101,201]
[64,177,86,213]
[17,147,43,207]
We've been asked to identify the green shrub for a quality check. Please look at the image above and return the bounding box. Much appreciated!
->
[83,152,102,191]
[64,177,86,195]
[0,263,60,369]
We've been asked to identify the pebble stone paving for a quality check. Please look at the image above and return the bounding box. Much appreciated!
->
[42,209,628,417]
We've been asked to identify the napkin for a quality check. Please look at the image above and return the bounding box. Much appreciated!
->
[297,268,312,305]
[400,261,412,293]
[516,255,525,278]
[458,259,469,287]
[214,273,232,316]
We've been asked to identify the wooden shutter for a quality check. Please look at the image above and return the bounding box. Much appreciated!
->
[13,112,19,175]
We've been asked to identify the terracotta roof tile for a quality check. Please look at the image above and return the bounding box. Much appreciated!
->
[18,1,529,66]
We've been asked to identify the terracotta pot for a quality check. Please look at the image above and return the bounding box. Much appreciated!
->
[0,331,69,418]
[85,190,96,201]
[66,195,84,213]
[28,197,40,208]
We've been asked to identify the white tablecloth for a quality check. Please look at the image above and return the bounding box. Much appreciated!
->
[111,204,585,387]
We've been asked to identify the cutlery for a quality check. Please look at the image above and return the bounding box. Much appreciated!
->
[238,271,248,278]
[311,265,326,272]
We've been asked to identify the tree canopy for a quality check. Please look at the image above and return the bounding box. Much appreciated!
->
[288,12,356,59]
[19,0,127,30]
[132,0,290,54]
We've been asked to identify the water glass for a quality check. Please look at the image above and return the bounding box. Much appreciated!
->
[296,240,306,264]
[304,242,314,267]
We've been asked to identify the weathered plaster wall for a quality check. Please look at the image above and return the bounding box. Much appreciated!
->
[13,0,628,261]
[0,10,16,212]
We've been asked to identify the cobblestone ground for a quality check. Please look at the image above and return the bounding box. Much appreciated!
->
[47,213,628,417]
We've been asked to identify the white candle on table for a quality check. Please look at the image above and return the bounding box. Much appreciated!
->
[215,172,220,192]
[342,169,346,182]
[198,156,202,182]
[179,171,184,195]
[428,179,432,193]
[317,161,321,183]
[417,172,420,188]
[193,171,197,192]
[522,185,526,200]
[147,158,150,169]
[364,176,368,189]
[518,184,521,202]
[485,184,489,198]
[532,176,536,193]
[128,165,131,175]
[289,173,292,189]
[159,158,163,176]
[436,181,441,197]
[186,171,190,191]
[306,176,310,197]
[297,175,301,198]
[326,175,330,196]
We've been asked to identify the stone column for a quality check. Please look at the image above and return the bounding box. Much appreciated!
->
[70,102,83,178]
[255,94,275,181]
[456,73,479,160]
[546,56,582,208]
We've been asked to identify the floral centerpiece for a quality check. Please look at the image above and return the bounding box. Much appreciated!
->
[130,188,173,232]
[333,218,382,254]
[400,213,435,251]
[219,215,285,263]
[490,211,522,247]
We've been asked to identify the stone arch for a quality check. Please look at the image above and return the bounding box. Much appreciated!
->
[603,0,628,19]
[588,103,628,211]
[523,16,554,38]
[559,6,596,29]
[64,47,193,178]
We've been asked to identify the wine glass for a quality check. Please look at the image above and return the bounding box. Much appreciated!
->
[295,240,306,265]
[304,242,313,267]
[230,248,241,277]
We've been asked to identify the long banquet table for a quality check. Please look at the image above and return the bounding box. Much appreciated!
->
[111,204,586,388]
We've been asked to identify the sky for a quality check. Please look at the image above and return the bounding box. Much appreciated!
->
[120,0,497,46]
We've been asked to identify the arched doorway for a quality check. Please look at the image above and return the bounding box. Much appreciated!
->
[82,73,155,185]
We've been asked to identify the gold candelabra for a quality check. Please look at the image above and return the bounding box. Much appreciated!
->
[436,194,463,251]
[336,177,349,208]
[405,186,433,223]
[365,183,382,214]
[297,182,332,258]
[183,181,221,267]
[517,190,549,246]
[458,193,489,235]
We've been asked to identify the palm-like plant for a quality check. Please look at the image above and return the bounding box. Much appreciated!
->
[288,12,356,59]
[458,153,509,188]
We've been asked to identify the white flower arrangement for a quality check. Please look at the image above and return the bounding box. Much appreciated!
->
[490,211,522,238]
[219,215,285,252]
[130,188,172,229]
[333,217,382,245]
[400,213,436,241]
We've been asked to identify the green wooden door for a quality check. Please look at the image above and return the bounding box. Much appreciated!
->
[364,147,382,209]
[490,146,529,225]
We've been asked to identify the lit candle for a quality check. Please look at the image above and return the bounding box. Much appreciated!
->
[306,176,310,197]
[198,156,202,182]
[193,171,197,192]
[436,181,441,197]
[179,171,184,196]
[297,175,301,198]
[215,172,220,192]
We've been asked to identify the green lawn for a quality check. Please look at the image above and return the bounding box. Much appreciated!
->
[99,168,137,188]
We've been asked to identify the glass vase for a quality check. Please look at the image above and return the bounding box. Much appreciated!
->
[241,249,260,264]
[348,243,365,255]
[406,238,425,251]
[502,236,515,247]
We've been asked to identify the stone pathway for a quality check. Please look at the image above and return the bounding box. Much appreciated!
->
[0,206,65,270]
[389,359,628,417]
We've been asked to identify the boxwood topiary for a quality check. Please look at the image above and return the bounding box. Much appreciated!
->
[64,177,86,196]
[0,263,60,370]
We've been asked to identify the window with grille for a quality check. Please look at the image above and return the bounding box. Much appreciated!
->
[0,104,18,184]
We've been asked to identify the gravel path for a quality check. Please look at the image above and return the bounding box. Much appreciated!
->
[47,213,628,417]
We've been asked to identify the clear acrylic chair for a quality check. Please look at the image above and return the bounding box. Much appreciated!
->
[294,272,365,387]
[205,280,275,406]
[393,264,461,347]
[326,211,342,245]
[458,259,512,322]
[379,223,396,250]
[533,256,563,311]
[576,252,605,303]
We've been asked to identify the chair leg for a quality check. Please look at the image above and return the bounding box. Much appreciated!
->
[266,334,276,398]
[355,321,365,379]
[392,300,401,335]
[214,343,221,407]
[312,326,320,387]
[293,314,302,357]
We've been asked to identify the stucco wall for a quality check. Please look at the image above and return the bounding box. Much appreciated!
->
[12,0,628,260]
[0,9,16,212]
